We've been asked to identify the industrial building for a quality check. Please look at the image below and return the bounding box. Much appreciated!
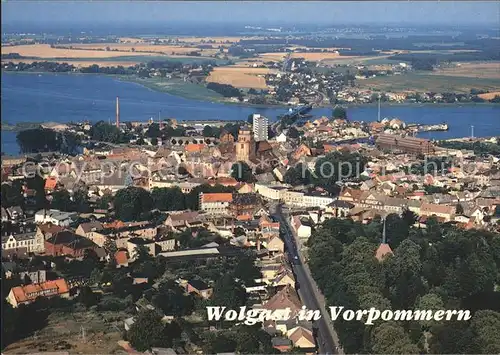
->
[376,133,435,155]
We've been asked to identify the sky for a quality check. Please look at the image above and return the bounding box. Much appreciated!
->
[2,1,499,28]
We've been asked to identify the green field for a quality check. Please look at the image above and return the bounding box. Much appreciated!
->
[120,76,225,102]
[358,72,500,93]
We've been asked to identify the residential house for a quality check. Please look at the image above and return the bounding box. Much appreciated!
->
[164,210,202,230]
[325,200,354,218]
[291,216,312,240]
[302,193,335,209]
[286,326,315,349]
[199,192,233,215]
[185,279,213,300]
[6,278,70,308]
[419,203,455,222]
[34,209,77,227]
[127,238,157,259]
[35,223,64,241]
[2,224,44,255]
[6,206,24,221]
[75,221,105,247]
[44,231,100,257]
[265,235,285,253]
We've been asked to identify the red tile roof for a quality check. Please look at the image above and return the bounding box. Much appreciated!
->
[201,193,233,203]
[11,278,69,304]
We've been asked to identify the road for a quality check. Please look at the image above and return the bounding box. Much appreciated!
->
[271,203,341,355]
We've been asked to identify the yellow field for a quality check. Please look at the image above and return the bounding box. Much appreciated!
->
[1,44,157,58]
[206,66,277,89]
[478,91,500,100]
[67,43,218,56]
[432,62,500,79]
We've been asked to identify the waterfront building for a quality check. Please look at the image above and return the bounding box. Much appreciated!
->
[376,133,435,155]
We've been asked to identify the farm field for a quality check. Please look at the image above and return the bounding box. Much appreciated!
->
[206,66,276,89]
[358,72,500,94]
[478,91,500,100]
[1,44,158,58]
[432,62,500,79]
[67,43,219,56]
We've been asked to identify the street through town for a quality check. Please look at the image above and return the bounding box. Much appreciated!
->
[271,203,342,355]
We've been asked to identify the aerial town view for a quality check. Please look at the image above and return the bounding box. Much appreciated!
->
[1,1,500,354]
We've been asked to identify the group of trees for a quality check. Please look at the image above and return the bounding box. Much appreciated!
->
[307,215,500,354]
[16,127,81,154]
[206,82,242,98]
[113,184,235,221]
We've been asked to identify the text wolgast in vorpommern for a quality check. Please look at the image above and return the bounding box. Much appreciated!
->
[206,306,472,325]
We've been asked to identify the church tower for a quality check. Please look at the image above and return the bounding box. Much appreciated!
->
[236,127,256,163]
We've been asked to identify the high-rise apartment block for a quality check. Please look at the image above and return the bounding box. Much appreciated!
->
[252,114,268,142]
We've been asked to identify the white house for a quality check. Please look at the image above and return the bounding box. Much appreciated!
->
[34,209,77,227]
[276,132,287,143]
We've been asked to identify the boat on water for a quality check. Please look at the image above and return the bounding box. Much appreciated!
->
[418,123,449,132]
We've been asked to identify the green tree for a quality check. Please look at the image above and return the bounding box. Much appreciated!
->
[211,274,246,310]
[146,123,161,138]
[113,187,152,221]
[90,121,123,144]
[231,161,255,183]
[151,187,186,211]
[371,323,420,354]
[78,286,99,308]
[415,293,444,328]
[287,126,300,139]
[127,310,168,352]
[50,189,72,211]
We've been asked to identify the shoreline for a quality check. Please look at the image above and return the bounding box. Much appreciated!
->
[2,70,499,109]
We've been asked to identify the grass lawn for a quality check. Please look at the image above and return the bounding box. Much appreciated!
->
[122,76,225,102]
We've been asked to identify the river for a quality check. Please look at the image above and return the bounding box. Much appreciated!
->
[2,72,499,155]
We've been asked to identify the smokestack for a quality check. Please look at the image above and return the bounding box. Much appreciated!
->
[116,97,120,128]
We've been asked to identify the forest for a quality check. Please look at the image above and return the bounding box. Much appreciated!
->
[306,215,500,354]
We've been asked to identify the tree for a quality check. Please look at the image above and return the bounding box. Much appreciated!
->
[203,125,215,137]
[90,121,123,144]
[146,123,161,138]
[79,286,99,308]
[16,128,59,153]
[415,293,444,327]
[50,189,72,211]
[113,187,152,221]
[211,274,246,310]
[469,310,500,353]
[72,188,90,213]
[332,106,347,120]
[371,323,420,354]
[151,187,186,211]
[287,126,300,139]
[127,310,168,352]
[231,162,255,183]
